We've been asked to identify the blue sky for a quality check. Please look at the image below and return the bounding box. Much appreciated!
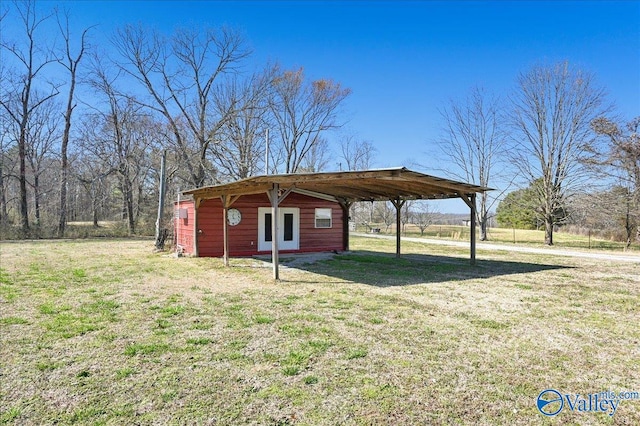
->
[8,0,640,211]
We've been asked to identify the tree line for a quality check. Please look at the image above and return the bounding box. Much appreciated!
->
[0,1,637,247]
[0,0,357,238]
[495,117,639,247]
[437,65,638,247]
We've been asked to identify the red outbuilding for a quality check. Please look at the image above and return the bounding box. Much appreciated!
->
[174,190,344,257]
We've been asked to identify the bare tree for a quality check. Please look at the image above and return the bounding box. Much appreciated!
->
[437,86,506,241]
[589,116,640,246]
[24,97,61,227]
[55,7,92,237]
[73,149,111,227]
[374,201,396,233]
[0,44,8,227]
[0,116,14,227]
[0,0,60,234]
[400,199,414,234]
[84,58,155,234]
[411,201,438,236]
[298,137,331,172]
[509,62,608,245]
[112,24,250,188]
[339,133,377,225]
[211,68,274,180]
[269,67,351,173]
[339,133,376,171]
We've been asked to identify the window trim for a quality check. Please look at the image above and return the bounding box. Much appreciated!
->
[314,208,332,229]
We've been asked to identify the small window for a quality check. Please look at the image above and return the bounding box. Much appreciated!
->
[265,213,272,242]
[315,208,332,228]
[284,213,294,241]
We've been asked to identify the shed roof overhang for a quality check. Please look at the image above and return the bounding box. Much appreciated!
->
[182,167,491,202]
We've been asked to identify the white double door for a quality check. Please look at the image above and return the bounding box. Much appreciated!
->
[257,207,299,252]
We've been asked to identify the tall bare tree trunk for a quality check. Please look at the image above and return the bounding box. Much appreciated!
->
[480,218,488,241]
[58,157,68,235]
[154,150,167,249]
[33,174,41,227]
[544,216,553,245]
[479,192,488,241]
[18,121,30,235]
[0,160,7,227]
[93,209,99,227]
[57,12,90,237]
[624,193,633,250]
[121,175,135,234]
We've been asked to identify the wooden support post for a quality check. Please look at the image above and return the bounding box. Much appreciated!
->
[470,193,476,265]
[460,193,477,265]
[268,184,280,280]
[391,198,406,258]
[396,205,401,258]
[339,200,352,251]
[221,195,230,267]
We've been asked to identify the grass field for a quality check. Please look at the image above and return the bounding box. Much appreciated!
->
[1,236,639,425]
[359,224,639,252]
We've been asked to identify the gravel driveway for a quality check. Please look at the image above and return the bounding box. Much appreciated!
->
[353,232,640,263]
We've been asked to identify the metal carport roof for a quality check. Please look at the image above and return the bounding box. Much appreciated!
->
[183,167,489,202]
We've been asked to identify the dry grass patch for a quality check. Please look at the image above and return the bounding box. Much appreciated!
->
[370,224,639,251]
[0,237,638,425]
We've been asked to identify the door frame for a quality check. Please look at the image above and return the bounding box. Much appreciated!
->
[257,207,300,251]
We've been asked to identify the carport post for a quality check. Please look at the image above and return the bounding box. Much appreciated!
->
[339,200,352,251]
[221,195,230,267]
[461,193,477,265]
[470,193,476,265]
[268,184,280,280]
[471,193,477,264]
[391,198,406,258]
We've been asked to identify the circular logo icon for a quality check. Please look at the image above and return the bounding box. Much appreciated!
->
[537,389,564,416]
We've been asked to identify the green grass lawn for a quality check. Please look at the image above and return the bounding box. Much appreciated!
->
[360,224,639,252]
[0,237,639,425]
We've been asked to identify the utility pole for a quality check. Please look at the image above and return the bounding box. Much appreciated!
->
[264,128,269,175]
[155,150,167,250]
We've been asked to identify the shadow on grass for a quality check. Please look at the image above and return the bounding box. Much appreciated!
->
[281,250,573,287]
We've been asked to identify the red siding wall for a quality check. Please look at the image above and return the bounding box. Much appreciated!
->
[194,192,344,257]
[174,200,195,254]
